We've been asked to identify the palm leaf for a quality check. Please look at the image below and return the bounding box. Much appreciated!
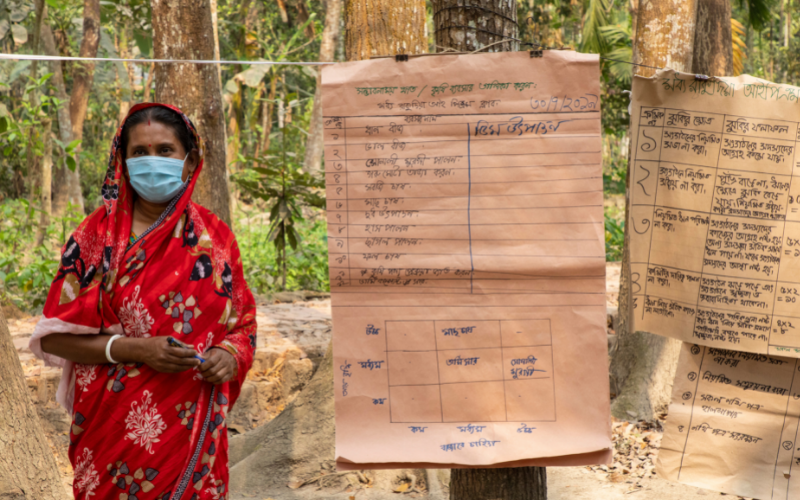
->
[731,18,747,76]
[580,0,610,53]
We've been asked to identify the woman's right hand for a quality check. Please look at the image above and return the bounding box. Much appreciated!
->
[118,336,201,373]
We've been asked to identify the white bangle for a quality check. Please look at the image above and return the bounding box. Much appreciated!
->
[105,334,124,364]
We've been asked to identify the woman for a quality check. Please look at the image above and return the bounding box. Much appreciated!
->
[29,103,256,500]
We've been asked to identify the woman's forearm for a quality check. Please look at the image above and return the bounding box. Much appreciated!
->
[40,334,143,365]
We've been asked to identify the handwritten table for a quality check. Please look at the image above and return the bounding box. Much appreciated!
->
[323,50,612,469]
[657,343,800,498]
[630,72,800,358]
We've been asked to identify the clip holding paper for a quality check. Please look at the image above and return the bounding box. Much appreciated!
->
[395,54,409,62]
[694,74,711,81]
[530,50,543,58]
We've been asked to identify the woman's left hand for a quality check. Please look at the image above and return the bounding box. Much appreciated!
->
[198,348,237,385]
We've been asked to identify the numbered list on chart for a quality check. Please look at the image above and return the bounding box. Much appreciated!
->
[321,51,612,468]
[630,71,800,358]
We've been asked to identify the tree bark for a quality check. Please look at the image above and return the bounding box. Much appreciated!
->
[433,0,518,52]
[691,0,733,76]
[345,0,427,60]
[152,0,232,226]
[630,0,697,77]
[434,4,545,498]
[41,25,75,218]
[611,0,698,422]
[35,118,53,247]
[450,467,547,500]
[63,0,101,214]
[0,309,69,500]
[303,0,342,173]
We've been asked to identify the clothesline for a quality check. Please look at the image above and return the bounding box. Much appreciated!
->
[0,52,334,66]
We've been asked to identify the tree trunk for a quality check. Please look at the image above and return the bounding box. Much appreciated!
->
[64,0,100,215]
[611,0,698,422]
[344,0,427,60]
[630,0,697,77]
[0,309,69,500]
[450,468,547,500]
[691,0,733,76]
[35,118,52,247]
[152,0,232,226]
[303,0,342,173]
[433,0,518,52]
[434,4,544,498]
[41,25,75,218]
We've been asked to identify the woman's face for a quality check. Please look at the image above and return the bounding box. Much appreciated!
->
[118,120,199,183]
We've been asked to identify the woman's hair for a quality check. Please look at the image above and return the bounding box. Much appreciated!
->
[120,106,196,159]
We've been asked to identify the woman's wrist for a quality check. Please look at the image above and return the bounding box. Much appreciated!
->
[109,336,142,364]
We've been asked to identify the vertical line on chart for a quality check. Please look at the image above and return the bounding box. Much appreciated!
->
[771,358,798,497]
[766,127,799,347]
[344,117,351,287]
[433,322,444,422]
[783,360,800,499]
[467,123,474,294]
[498,320,508,421]
[688,113,725,335]
[678,346,706,480]
[385,320,392,423]
[641,111,666,320]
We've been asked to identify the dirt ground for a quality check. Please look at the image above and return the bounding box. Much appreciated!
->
[8,264,751,499]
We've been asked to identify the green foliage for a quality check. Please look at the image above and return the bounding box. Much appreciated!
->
[236,216,329,293]
[580,0,609,54]
[233,97,326,290]
[604,206,625,261]
[0,199,83,310]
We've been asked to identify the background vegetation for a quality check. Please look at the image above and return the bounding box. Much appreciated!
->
[0,0,793,311]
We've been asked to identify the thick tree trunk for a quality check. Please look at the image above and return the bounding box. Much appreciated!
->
[0,309,69,500]
[433,0,518,52]
[152,0,232,226]
[303,0,342,173]
[450,468,547,500]
[434,4,544,498]
[41,25,75,218]
[344,0,427,60]
[691,0,733,76]
[611,0,698,422]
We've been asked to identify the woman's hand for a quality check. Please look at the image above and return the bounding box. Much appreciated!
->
[198,347,237,385]
[124,336,201,373]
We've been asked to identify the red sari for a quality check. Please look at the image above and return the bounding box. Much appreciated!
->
[29,103,256,500]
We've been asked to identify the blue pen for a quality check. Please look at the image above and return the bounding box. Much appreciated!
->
[167,336,205,363]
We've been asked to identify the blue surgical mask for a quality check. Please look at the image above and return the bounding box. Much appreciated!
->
[126,154,188,203]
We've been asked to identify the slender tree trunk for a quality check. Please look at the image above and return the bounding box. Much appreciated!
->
[118,27,134,121]
[691,0,733,76]
[345,0,427,60]
[303,0,342,173]
[0,308,69,500]
[35,118,53,247]
[152,0,232,226]
[41,25,74,218]
[434,4,544,498]
[26,0,46,208]
[611,0,698,422]
[64,0,100,214]
[143,62,155,103]
[433,0,518,52]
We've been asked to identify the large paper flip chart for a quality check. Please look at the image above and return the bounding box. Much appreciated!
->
[657,343,800,498]
[630,71,800,358]
[321,51,611,469]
